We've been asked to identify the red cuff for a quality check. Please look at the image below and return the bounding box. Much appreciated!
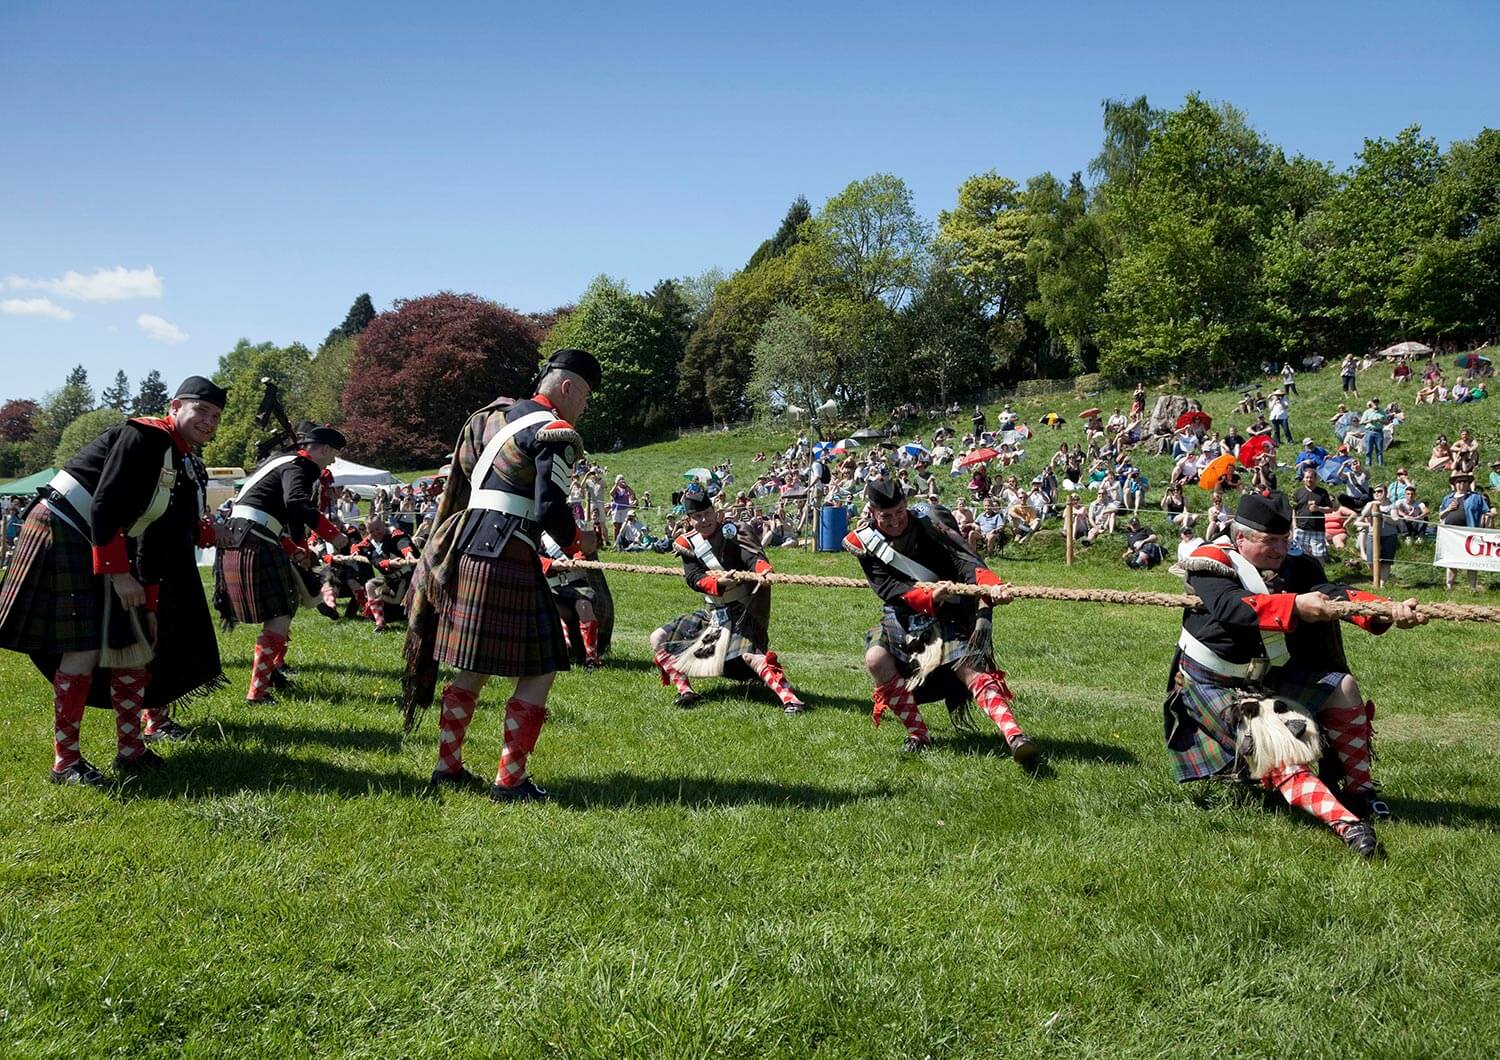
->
[282,537,300,557]
[974,568,1003,587]
[539,557,554,575]
[378,559,392,571]
[196,519,217,548]
[92,533,130,574]
[1241,592,1297,632]
[315,516,341,540]
[753,558,773,575]
[698,575,721,596]
[143,584,160,612]
[1344,588,1393,634]
[901,586,936,615]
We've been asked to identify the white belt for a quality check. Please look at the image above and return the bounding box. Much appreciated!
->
[468,490,537,520]
[47,470,94,527]
[1177,629,1270,681]
[231,505,284,536]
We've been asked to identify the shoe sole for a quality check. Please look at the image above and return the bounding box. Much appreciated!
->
[1011,740,1042,771]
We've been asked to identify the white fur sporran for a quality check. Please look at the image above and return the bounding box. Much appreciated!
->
[1234,696,1323,780]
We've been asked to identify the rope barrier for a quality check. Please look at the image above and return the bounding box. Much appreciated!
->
[547,558,1500,623]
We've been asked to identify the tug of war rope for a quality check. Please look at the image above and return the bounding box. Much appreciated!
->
[546,558,1500,624]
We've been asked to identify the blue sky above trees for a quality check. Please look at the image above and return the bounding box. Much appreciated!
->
[2,0,1496,397]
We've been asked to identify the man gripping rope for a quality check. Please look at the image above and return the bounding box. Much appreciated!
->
[403,348,600,802]
[649,486,806,714]
[539,530,603,670]
[0,377,229,784]
[214,425,348,703]
[1166,489,1427,857]
[844,476,1040,767]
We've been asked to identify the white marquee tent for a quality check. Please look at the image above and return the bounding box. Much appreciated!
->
[327,458,399,487]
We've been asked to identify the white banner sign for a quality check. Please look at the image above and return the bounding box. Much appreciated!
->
[1433,523,1500,572]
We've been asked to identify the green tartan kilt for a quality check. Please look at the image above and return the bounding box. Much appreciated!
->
[0,504,103,654]
[1165,654,1344,783]
[216,537,300,624]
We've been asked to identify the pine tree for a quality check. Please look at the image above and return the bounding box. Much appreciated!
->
[323,293,377,348]
[49,365,95,433]
[745,196,811,270]
[101,370,132,412]
[132,369,170,416]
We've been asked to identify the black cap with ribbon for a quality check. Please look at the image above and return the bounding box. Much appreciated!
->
[530,348,602,393]
[865,475,905,510]
[1234,489,1292,534]
[173,375,229,409]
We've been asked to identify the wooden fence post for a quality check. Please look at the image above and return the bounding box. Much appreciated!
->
[1065,494,1077,566]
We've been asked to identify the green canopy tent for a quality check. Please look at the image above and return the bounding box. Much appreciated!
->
[0,467,58,496]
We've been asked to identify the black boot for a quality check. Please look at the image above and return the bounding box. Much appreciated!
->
[1338,820,1379,859]
[50,758,107,787]
[489,777,549,803]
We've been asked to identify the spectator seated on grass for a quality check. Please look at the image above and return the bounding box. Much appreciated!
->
[976,496,1006,555]
[1121,517,1163,569]
[1451,428,1480,474]
[1161,482,1195,530]
[1330,404,1359,442]
[1439,470,1491,591]
[1428,433,1453,470]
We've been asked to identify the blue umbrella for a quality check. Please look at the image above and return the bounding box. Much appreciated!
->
[812,442,834,460]
[900,443,929,459]
[1317,455,1350,483]
[1295,445,1327,471]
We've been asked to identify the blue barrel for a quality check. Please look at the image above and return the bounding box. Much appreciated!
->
[816,504,848,552]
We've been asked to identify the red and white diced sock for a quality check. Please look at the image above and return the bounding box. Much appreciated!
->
[435,684,479,775]
[752,653,803,707]
[1263,764,1360,835]
[873,674,928,741]
[966,671,1024,743]
[580,620,600,665]
[495,698,548,788]
[141,708,170,736]
[1320,701,1376,796]
[52,671,92,771]
[320,583,338,610]
[248,632,286,700]
[653,649,693,695]
[109,667,151,761]
[369,598,386,629]
[352,588,368,616]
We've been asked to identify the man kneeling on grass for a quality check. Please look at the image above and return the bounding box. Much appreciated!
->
[844,476,1039,768]
[1164,489,1427,858]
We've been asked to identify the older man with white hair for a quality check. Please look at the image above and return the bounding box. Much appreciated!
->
[1165,490,1427,857]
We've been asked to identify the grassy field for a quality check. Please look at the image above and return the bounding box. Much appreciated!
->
[1,361,1497,1056]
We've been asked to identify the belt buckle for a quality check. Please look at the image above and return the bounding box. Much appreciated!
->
[1245,659,1271,682]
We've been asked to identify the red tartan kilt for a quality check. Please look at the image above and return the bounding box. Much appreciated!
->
[0,504,103,654]
[435,547,569,676]
[217,539,300,623]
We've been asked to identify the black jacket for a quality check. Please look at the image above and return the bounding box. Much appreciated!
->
[233,451,335,543]
[844,513,1001,630]
[456,396,582,558]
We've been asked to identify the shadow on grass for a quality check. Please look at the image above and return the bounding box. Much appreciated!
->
[112,744,427,802]
[195,717,404,754]
[938,731,1137,768]
[1388,796,1500,831]
[549,773,892,811]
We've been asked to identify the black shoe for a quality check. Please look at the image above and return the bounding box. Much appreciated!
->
[246,691,276,706]
[1341,790,1393,822]
[429,766,486,791]
[373,624,397,633]
[1007,734,1042,771]
[675,690,702,710]
[902,735,932,753]
[114,748,166,774]
[50,758,107,787]
[269,669,292,690]
[583,658,601,672]
[142,718,193,744]
[1338,820,1379,859]
[488,777,549,803]
[782,699,806,715]
[317,600,340,620]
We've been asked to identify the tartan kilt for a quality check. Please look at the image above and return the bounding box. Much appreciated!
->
[0,504,103,654]
[435,548,569,676]
[1165,653,1345,783]
[654,604,759,679]
[864,606,990,703]
[216,538,300,624]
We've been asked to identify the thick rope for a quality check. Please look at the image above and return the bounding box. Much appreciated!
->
[548,558,1500,624]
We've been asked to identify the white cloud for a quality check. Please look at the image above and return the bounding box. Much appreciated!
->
[4,265,163,302]
[1,297,74,320]
[137,313,187,344]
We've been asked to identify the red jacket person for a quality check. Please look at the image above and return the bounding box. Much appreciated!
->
[0,376,229,785]
[844,476,1039,767]
[1167,489,1427,857]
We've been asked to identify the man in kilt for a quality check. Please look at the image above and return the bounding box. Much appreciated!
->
[312,521,370,620]
[404,348,601,802]
[539,529,603,669]
[1167,490,1427,857]
[0,376,229,785]
[349,515,417,631]
[844,476,1039,767]
[649,487,806,713]
[214,425,348,702]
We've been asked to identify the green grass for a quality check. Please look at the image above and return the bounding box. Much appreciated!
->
[1,549,1498,1057]
[2,363,1498,1056]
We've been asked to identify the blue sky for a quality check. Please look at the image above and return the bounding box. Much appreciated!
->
[3,0,1496,401]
